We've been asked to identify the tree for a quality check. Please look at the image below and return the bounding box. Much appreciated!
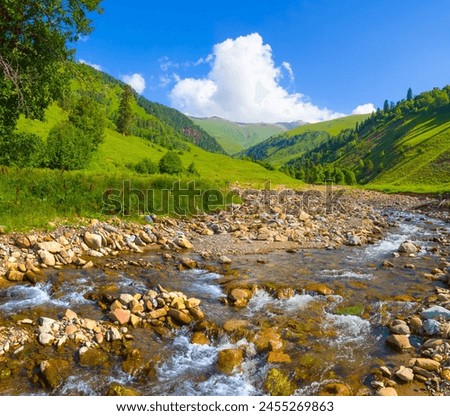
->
[158,151,183,174]
[68,96,105,149]
[407,87,413,101]
[135,158,158,174]
[46,122,93,170]
[0,132,43,168]
[383,100,390,113]
[116,85,134,135]
[0,1,103,134]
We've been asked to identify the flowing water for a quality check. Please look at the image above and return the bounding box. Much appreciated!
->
[0,210,448,395]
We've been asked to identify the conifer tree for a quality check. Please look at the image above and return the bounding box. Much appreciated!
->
[117,85,134,135]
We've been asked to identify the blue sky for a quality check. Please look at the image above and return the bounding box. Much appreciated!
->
[76,0,450,123]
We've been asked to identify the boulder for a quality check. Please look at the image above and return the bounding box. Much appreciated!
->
[217,349,244,374]
[37,241,63,254]
[413,358,441,372]
[84,232,102,250]
[229,288,252,302]
[420,306,450,320]
[191,332,209,345]
[398,240,419,254]
[78,347,109,367]
[167,308,191,325]
[39,250,55,267]
[386,334,412,351]
[40,359,71,389]
[395,366,414,382]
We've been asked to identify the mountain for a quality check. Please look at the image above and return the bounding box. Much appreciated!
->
[282,86,450,192]
[241,114,368,166]
[189,116,303,154]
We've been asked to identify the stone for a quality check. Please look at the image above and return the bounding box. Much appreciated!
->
[39,250,55,267]
[276,288,295,299]
[347,235,361,246]
[167,309,191,325]
[110,300,124,311]
[382,260,395,268]
[217,349,244,374]
[38,333,55,346]
[390,324,410,335]
[186,298,201,309]
[386,334,412,351]
[105,383,140,396]
[82,261,94,269]
[40,359,71,389]
[264,368,296,396]
[129,299,144,314]
[318,383,351,396]
[7,270,24,281]
[377,387,398,396]
[108,327,122,341]
[188,307,204,320]
[119,293,134,304]
[181,257,197,269]
[84,231,103,250]
[299,211,311,221]
[267,351,291,363]
[223,319,250,332]
[175,237,193,249]
[423,319,440,335]
[404,263,416,269]
[79,347,109,367]
[420,306,450,320]
[413,358,441,372]
[191,332,209,345]
[395,366,414,382]
[442,369,450,381]
[109,309,131,325]
[304,283,333,295]
[229,288,252,302]
[398,241,420,254]
[37,241,63,254]
[409,316,423,332]
[220,255,232,265]
[380,366,392,377]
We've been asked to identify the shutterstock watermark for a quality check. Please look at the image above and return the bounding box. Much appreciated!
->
[101,180,347,217]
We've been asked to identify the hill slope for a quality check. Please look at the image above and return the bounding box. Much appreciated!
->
[190,116,295,154]
[241,114,368,166]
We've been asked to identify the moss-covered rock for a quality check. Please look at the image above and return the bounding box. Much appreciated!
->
[264,368,296,396]
[105,383,140,396]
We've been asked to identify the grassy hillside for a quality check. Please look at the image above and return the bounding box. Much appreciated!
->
[190,116,287,154]
[283,87,450,192]
[241,114,368,166]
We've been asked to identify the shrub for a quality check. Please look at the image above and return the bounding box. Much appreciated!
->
[46,122,93,170]
[158,151,183,174]
[0,132,44,168]
[135,158,158,174]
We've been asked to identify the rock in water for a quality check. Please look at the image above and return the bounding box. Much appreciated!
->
[398,240,419,254]
[264,368,296,396]
[217,349,243,374]
[84,232,102,250]
[40,359,71,389]
[377,387,398,396]
[420,306,450,320]
[386,334,412,351]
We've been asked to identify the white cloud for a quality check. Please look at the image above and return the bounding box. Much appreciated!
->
[170,33,344,123]
[121,73,146,94]
[281,61,295,82]
[78,59,101,71]
[352,103,376,114]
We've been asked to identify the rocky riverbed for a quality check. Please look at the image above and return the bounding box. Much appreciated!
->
[0,187,449,396]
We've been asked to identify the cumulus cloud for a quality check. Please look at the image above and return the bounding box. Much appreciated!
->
[78,59,101,71]
[170,33,344,123]
[352,103,376,115]
[121,73,146,94]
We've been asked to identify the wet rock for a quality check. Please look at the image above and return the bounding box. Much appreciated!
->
[148,308,167,319]
[390,323,410,335]
[413,358,441,372]
[167,309,191,325]
[7,270,24,282]
[38,333,55,346]
[223,319,250,333]
[276,288,295,299]
[105,383,140,396]
[442,369,450,381]
[220,255,232,265]
[382,260,395,268]
[109,309,131,325]
[398,240,420,254]
[191,332,209,345]
[377,387,398,396]
[174,237,193,249]
[37,241,63,254]
[39,250,55,267]
[264,368,296,396]
[181,257,197,269]
[395,366,414,382]
[318,382,352,396]
[346,234,361,246]
[217,348,243,374]
[423,319,440,335]
[78,347,109,367]
[386,334,412,351]
[186,298,201,309]
[409,316,423,333]
[267,351,291,363]
[122,349,144,376]
[40,359,71,389]
[304,283,333,296]
[64,309,78,320]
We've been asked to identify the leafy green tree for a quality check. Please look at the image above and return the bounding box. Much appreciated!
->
[383,100,390,113]
[343,169,357,185]
[158,151,184,174]
[135,158,158,174]
[0,132,43,168]
[0,1,103,134]
[68,96,105,149]
[46,122,93,170]
[116,85,134,135]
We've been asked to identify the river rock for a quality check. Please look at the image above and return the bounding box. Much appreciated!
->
[390,323,411,335]
[191,332,209,345]
[148,308,167,319]
[106,383,140,396]
[217,348,243,374]
[423,319,440,335]
[174,237,193,249]
[40,359,71,389]
[181,257,197,269]
[386,334,412,351]
[318,382,352,396]
[267,351,291,363]
[7,270,24,282]
[38,333,55,346]
[220,255,232,264]
[109,309,131,325]
[413,358,441,372]
[420,305,450,320]
[78,347,109,367]
[84,232,102,250]
[264,368,296,396]
[395,366,414,382]
[276,288,295,299]
[223,319,250,333]
[377,387,398,396]
[398,240,420,254]
[64,309,78,320]
[37,241,63,254]
[304,283,333,296]
[167,308,191,325]
[382,260,395,268]
[39,250,55,267]
[228,288,252,304]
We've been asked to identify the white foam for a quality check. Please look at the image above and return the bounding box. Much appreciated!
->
[322,269,373,280]
[246,289,315,315]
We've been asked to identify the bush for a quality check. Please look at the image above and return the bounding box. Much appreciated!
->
[46,122,93,170]
[135,158,158,174]
[0,132,44,168]
[158,151,183,174]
